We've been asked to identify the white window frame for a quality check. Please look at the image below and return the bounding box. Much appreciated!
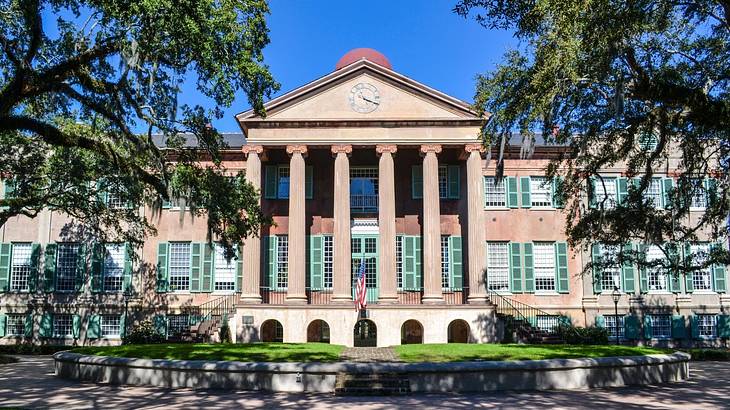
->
[276,235,289,289]
[323,235,334,289]
[168,242,191,292]
[599,244,622,292]
[53,313,73,338]
[6,313,25,336]
[697,314,717,339]
[646,245,668,292]
[605,315,625,340]
[594,177,618,209]
[55,243,80,293]
[103,243,125,293]
[487,242,510,292]
[689,243,713,292]
[10,243,32,292]
[690,179,707,211]
[100,315,121,338]
[396,235,403,289]
[484,177,507,208]
[277,166,290,199]
[643,178,663,209]
[530,177,552,208]
[350,167,379,213]
[441,236,450,289]
[650,314,671,340]
[167,314,189,337]
[213,244,236,293]
[533,242,556,293]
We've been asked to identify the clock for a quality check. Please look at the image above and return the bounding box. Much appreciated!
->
[349,82,380,113]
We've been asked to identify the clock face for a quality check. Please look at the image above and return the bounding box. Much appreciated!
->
[349,83,380,113]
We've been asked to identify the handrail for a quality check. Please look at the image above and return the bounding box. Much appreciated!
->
[194,293,238,322]
[487,290,561,335]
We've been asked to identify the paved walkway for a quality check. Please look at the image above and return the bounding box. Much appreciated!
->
[340,347,401,362]
[1,355,728,409]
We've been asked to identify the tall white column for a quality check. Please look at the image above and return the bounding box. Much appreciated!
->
[286,145,307,304]
[332,144,353,303]
[465,144,488,303]
[241,145,264,303]
[420,144,444,304]
[377,144,398,303]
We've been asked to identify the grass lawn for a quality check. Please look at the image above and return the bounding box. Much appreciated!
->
[71,343,345,363]
[394,343,672,363]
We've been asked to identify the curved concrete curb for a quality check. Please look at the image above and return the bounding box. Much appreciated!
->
[53,351,691,393]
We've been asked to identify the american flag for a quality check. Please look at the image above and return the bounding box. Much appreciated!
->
[355,257,367,312]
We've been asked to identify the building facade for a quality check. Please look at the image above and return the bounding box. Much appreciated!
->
[1,49,728,347]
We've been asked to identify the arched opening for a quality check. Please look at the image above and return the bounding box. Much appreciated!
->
[306,320,331,343]
[353,319,377,347]
[447,319,470,343]
[400,319,423,344]
[260,319,283,342]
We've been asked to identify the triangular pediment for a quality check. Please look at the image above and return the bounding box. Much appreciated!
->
[236,60,480,123]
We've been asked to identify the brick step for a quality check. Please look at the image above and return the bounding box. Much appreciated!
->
[334,373,410,396]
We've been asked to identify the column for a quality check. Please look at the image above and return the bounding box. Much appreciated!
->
[421,144,443,303]
[286,145,307,304]
[377,144,398,303]
[241,145,264,303]
[465,144,488,303]
[332,144,353,303]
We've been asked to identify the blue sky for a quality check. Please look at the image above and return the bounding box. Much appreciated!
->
[207,0,516,131]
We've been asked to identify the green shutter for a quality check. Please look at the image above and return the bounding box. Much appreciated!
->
[669,243,682,293]
[705,178,718,206]
[552,177,564,208]
[711,244,727,293]
[617,177,628,205]
[415,236,422,289]
[643,315,653,339]
[310,235,323,290]
[523,243,534,293]
[120,313,127,338]
[0,314,5,337]
[87,315,101,339]
[520,177,531,208]
[90,244,104,293]
[638,244,648,293]
[123,243,133,293]
[190,242,202,292]
[507,177,519,208]
[74,244,86,292]
[683,243,694,293]
[588,177,597,209]
[717,315,730,339]
[154,315,168,338]
[662,178,674,209]
[595,315,606,328]
[264,165,278,199]
[305,165,314,199]
[690,315,700,339]
[156,242,169,293]
[403,236,415,289]
[202,243,213,292]
[267,236,277,289]
[72,314,81,339]
[3,179,15,200]
[29,243,40,292]
[555,242,569,293]
[509,242,522,293]
[411,166,423,199]
[672,315,687,339]
[592,243,602,294]
[24,312,33,338]
[44,243,56,293]
[447,165,460,199]
[624,315,640,340]
[236,244,244,292]
[96,179,108,207]
[39,313,52,339]
[622,243,636,293]
[0,243,10,292]
[449,236,463,289]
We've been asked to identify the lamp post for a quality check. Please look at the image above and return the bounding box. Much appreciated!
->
[612,286,621,345]
[122,288,133,339]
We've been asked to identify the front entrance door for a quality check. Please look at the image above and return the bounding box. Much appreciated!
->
[353,319,377,347]
[351,235,379,302]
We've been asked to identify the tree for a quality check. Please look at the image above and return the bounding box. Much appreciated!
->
[456,1,730,278]
[0,0,278,256]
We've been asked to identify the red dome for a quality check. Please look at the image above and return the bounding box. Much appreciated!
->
[335,48,392,70]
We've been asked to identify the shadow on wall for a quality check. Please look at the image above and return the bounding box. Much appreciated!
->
[474,312,500,343]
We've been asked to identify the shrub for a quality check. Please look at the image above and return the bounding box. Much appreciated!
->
[683,349,730,361]
[219,321,232,344]
[122,320,166,345]
[556,324,610,345]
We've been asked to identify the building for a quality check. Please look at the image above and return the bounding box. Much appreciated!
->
[1,48,728,347]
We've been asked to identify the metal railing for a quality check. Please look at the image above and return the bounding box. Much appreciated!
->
[487,290,562,335]
[350,195,378,213]
[306,287,333,304]
[398,288,423,304]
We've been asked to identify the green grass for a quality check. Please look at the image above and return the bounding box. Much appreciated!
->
[71,343,345,363]
[394,343,672,363]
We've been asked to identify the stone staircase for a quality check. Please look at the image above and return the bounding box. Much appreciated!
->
[489,291,566,344]
[334,372,411,396]
[174,294,238,343]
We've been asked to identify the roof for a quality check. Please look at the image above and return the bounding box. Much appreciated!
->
[152,132,246,149]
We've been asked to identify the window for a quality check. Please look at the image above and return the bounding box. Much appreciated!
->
[530,177,552,207]
[441,236,450,289]
[276,235,288,289]
[487,242,510,291]
[10,243,32,292]
[646,245,668,291]
[103,244,125,292]
[56,243,80,292]
[484,177,506,207]
[697,314,717,339]
[639,133,658,151]
[101,315,121,337]
[214,244,236,292]
[650,315,671,339]
[53,314,73,337]
[536,315,559,332]
[605,315,625,340]
[350,167,378,212]
[6,314,25,336]
[323,235,333,289]
[396,236,403,289]
[106,191,127,209]
[594,178,617,209]
[598,244,621,291]
[168,242,191,292]
[690,179,707,209]
[438,166,448,198]
[168,314,189,337]
[277,166,290,199]
[644,178,663,208]
[533,242,556,291]
[689,244,712,291]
